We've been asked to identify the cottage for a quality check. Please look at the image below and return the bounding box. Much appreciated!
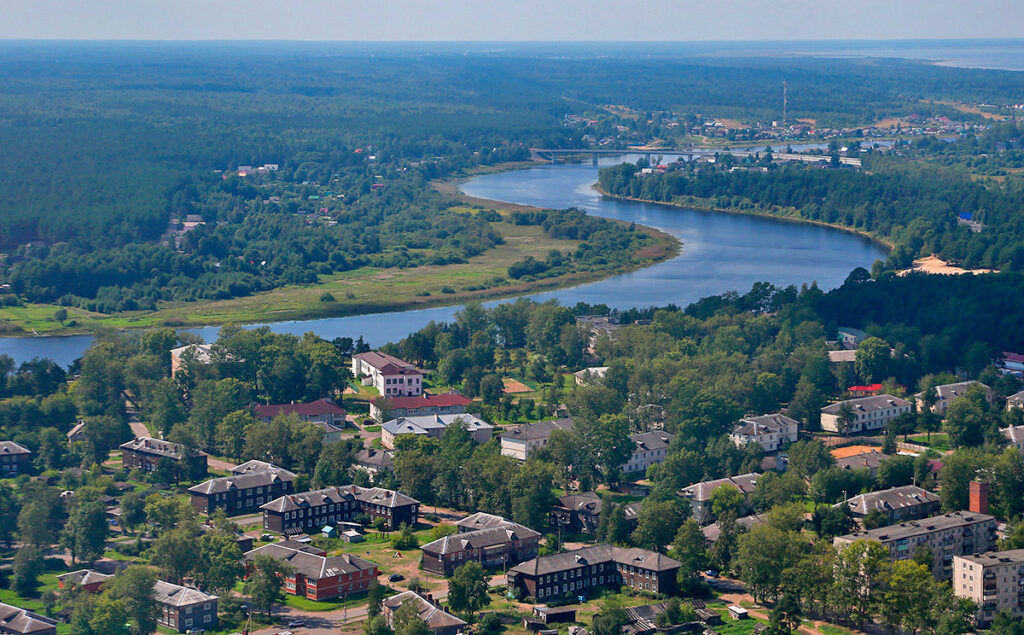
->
[188,466,296,516]
[679,473,760,525]
[840,485,940,522]
[153,580,218,633]
[420,520,540,575]
[353,448,394,474]
[352,351,423,397]
[0,602,57,635]
[56,570,110,594]
[383,591,466,635]
[508,545,680,600]
[66,421,86,444]
[500,418,574,461]
[0,441,31,477]
[261,485,419,533]
[835,450,890,477]
[729,414,798,453]
[119,436,208,479]
[381,414,492,449]
[243,542,379,601]
[370,392,471,423]
[820,395,911,435]
[620,431,673,475]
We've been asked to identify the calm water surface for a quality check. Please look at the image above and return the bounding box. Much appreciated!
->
[0,156,886,366]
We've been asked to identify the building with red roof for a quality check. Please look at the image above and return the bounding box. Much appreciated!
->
[253,399,346,426]
[352,351,423,398]
[370,392,470,423]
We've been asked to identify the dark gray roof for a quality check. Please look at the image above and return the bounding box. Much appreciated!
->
[383,592,466,631]
[957,549,1024,566]
[0,441,30,456]
[557,492,603,514]
[354,448,394,470]
[500,418,573,443]
[821,395,910,415]
[188,467,296,495]
[1002,425,1024,444]
[456,512,510,532]
[731,414,798,437]
[701,514,765,542]
[510,545,680,577]
[231,459,280,474]
[842,485,939,516]
[119,436,203,460]
[243,543,377,579]
[930,381,987,402]
[0,602,57,634]
[261,485,418,513]
[420,522,540,556]
[836,511,996,544]
[836,451,889,472]
[630,431,673,452]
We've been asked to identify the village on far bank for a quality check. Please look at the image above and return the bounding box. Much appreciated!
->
[1,308,1024,635]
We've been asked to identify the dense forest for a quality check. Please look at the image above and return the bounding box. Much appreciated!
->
[599,124,1024,272]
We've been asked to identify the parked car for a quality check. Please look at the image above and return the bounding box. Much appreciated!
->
[287,619,305,628]
[389,573,405,582]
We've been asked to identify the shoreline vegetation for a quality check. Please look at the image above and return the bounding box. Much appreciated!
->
[0,161,680,338]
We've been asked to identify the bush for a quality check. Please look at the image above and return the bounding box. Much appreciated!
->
[391,523,419,550]
[441,286,456,294]
[319,292,336,303]
[478,612,501,632]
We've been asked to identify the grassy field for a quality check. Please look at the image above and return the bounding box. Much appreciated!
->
[0,216,677,336]
[907,432,952,452]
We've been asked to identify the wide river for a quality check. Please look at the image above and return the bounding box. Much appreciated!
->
[0,155,886,366]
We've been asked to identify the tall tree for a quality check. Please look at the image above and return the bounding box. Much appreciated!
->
[447,561,488,617]
[244,554,292,617]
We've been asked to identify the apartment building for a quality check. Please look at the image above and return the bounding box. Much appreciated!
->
[188,466,296,516]
[835,511,998,579]
[153,581,218,633]
[953,549,1024,626]
[620,431,673,475]
[261,485,420,533]
[119,436,208,478]
[243,542,379,601]
[352,351,423,397]
[508,545,680,601]
[499,418,574,461]
[678,473,761,526]
[729,414,799,452]
[820,395,911,435]
[420,520,540,576]
[841,485,941,523]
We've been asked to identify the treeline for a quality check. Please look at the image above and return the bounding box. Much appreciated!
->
[598,143,1024,272]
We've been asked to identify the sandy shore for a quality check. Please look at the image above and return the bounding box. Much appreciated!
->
[900,255,997,276]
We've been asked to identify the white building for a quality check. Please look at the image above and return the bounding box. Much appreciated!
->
[729,414,799,452]
[820,395,911,435]
[381,414,493,450]
[573,367,609,386]
[499,419,574,461]
[620,431,673,475]
[916,380,992,416]
[954,549,1024,625]
[351,351,423,398]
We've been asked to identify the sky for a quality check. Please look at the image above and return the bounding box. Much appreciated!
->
[2,0,1023,41]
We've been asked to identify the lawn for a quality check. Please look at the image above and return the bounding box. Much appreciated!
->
[907,432,951,452]
[282,590,369,612]
[0,218,676,335]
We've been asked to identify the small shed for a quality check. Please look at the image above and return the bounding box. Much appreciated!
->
[728,606,749,620]
[342,529,365,543]
[321,525,338,538]
[695,608,722,625]
[533,605,577,624]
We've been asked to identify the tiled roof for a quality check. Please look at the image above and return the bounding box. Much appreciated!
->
[244,543,377,580]
[383,591,466,631]
[455,512,509,532]
[500,418,573,443]
[836,451,889,472]
[188,467,296,495]
[679,473,761,501]
[153,580,217,607]
[630,430,673,452]
[254,398,345,419]
[353,351,419,373]
[57,569,111,587]
[382,414,492,436]
[842,485,939,515]
[510,545,680,577]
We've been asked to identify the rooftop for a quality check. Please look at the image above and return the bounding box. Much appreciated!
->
[119,436,203,460]
[630,430,673,452]
[382,413,492,437]
[456,512,510,532]
[372,392,471,410]
[353,351,420,374]
[510,545,680,577]
[0,441,30,456]
[500,418,574,443]
[836,511,996,543]
[253,398,345,419]
[836,451,890,472]
[956,549,1024,567]
[56,569,111,587]
[383,591,466,631]
[261,485,418,513]
[842,485,939,515]
[731,414,797,437]
[153,580,218,607]
[0,601,58,634]
[420,522,540,556]
[244,543,377,580]
[679,473,761,501]
[821,394,910,416]
[188,466,296,495]
[929,380,987,402]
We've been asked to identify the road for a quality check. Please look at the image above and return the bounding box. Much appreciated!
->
[124,392,238,471]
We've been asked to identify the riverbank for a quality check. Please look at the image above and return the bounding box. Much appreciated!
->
[593,184,896,254]
[0,163,679,338]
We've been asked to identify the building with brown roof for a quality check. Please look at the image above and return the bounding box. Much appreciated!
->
[152,580,218,633]
[370,392,470,423]
[508,545,680,601]
[840,485,940,523]
[56,569,110,594]
[835,511,998,579]
[0,602,57,635]
[243,542,379,601]
[0,441,31,477]
[383,591,466,635]
[678,473,760,525]
[253,398,346,427]
[188,466,296,516]
[261,485,419,533]
[420,519,540,576]
[119,436,207,480]
[352,351,423,398]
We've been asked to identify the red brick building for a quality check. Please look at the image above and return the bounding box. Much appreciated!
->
[56,570,110,594]
[243,541,379,601]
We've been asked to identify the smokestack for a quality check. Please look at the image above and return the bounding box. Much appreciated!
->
[969,480,990,514]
